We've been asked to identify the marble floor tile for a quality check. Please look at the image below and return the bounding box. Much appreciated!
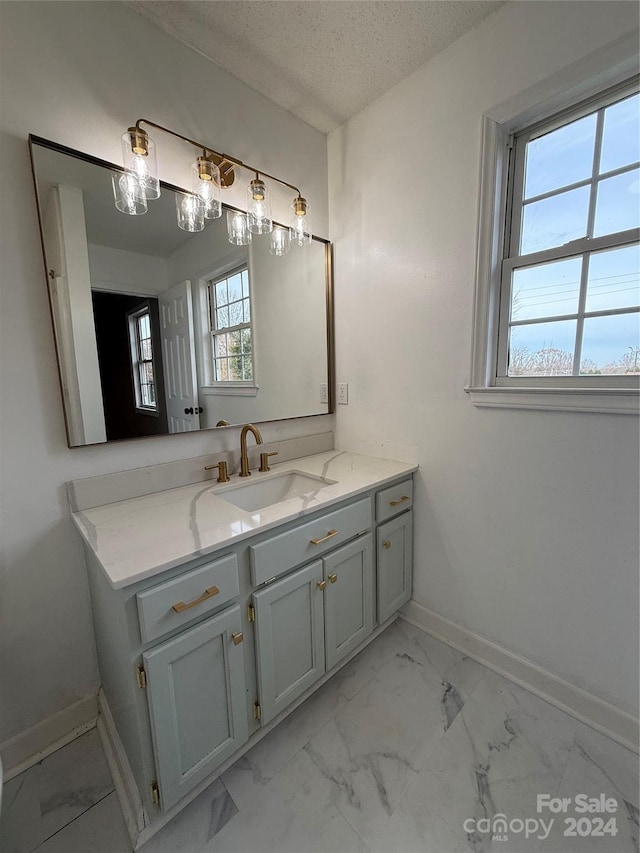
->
[209,749,367,853]
[33,792,130,853]
[396,671,582,852]
[303,642,473,840]
[0,729,114,853]
[139,778,237,853]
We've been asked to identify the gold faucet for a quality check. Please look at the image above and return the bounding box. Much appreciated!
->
[239,424,263,477]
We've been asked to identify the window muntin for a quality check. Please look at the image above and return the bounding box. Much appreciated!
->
[208,267,254,383]
[499,85,640,382]
[128,305,157,412]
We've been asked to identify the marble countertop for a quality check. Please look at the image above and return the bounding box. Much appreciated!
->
[72,450,417,589]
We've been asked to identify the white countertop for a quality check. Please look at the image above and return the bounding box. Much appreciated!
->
[72,451,417,589]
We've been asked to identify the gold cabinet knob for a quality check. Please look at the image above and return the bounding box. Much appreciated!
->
[317,579,327,591]
[231,631,244,645]
[382,540,392,549]
[329,573,338,584]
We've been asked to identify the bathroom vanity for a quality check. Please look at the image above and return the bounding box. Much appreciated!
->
[69,441,416,845]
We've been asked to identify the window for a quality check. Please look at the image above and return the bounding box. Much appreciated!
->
[469,74,640,414]
[207,267,254,384]
[127,304,158,414]
[501,83,639,382]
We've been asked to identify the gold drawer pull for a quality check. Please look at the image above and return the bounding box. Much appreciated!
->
[172,585,220,613]
[310,529,338,545]
[382,540,392,549]
[329,573,338,584]
[317,579,327,591]
[389,495,410,507]
[232,631,243,645]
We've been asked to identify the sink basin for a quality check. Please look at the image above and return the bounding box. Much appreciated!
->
[215,471,335,512]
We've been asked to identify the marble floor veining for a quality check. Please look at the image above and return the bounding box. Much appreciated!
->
[1,620,638,853]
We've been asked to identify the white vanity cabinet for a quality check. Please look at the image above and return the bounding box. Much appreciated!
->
[252,532,374,724]
[80,464,415,842]
[375,477,414,622]
[143,605,248,810]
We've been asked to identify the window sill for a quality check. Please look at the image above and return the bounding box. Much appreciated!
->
[201,385,259,397]
[465,386,639,415]
[135,407,159,418]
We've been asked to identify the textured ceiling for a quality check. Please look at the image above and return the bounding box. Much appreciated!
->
[129,1,504,133]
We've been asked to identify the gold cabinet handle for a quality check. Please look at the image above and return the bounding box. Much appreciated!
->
[172,585,220,613]
[389,495,410,507]
[317,579,327,590]
[329,573,338,584]
[382,540,392,549]
[310,529,338,545]
[232,631,243,645]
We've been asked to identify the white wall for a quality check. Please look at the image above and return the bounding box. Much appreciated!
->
[0,0,329,745]
[329,0,639,717]
[88,244,170,296]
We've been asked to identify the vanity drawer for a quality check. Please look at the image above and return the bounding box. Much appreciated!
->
[376,478,413,523]
[137,554,239,644]
[250,497,372,586]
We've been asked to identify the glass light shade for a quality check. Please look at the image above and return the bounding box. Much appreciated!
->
[269,225,291,256]
[193,158,222,219]
[121,129,160,200]
[175,193,205,232]
[227,210,252,245]
[112,172,148,215]
[247,179,273,234]
[289,198,312,246]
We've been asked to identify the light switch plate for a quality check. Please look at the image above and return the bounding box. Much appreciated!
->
[320,383,329,404]
[338,383,349,405]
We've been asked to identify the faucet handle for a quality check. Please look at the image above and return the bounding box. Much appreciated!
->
[259,452,278,473]
[204,460,230,483]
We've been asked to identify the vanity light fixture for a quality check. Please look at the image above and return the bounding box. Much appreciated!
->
[121,127,160,200]
[269,225,290,256]
[117,119,312,253]
[247,176,272,235]
[290,196,312,246]
[176,192,205,233]
[227,210,252,245]
[193,153,222,220]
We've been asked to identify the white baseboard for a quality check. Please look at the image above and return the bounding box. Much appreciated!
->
[400,600,639,754]
[96,690,145,844]
[1,693,98,780]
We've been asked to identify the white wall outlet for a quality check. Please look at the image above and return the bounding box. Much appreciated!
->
[320,383,329,404]
[338,383,349,405]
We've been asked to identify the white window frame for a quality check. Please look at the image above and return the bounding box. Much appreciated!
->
[127,303,159,416]
[467,41,640,415]
[204,265,258,396]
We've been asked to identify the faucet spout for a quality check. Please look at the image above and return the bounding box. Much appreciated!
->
[239,424,263,477]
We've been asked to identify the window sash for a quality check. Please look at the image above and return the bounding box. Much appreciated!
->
[128,307,158,412]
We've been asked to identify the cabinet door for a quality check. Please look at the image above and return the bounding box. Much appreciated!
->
[324,534,374,670]
[253,561,325,725]
[143,605,248,811]
[377,511,413,623]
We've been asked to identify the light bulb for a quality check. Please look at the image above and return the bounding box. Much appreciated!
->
[121,128,160,200]
[175,193,205,232]
[112,172,148,215]
[269,225,290,256]
[193,156,222,219]
[247,178,272,234]
[227,210,252,245]
[289,196,312,246]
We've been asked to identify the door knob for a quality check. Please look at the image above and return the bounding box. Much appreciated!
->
[382,540,392,549]
[317,579,327,591]
[184,407,194,415]
[329,573,338,584]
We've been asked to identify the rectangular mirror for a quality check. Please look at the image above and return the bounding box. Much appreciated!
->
[30,136,333,447]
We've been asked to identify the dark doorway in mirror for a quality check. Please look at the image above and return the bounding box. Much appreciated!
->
[92,291,168,440]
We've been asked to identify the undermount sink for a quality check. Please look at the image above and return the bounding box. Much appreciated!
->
[215,471,335,512]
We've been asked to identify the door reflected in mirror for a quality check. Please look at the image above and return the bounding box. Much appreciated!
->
[30,138,333,447]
